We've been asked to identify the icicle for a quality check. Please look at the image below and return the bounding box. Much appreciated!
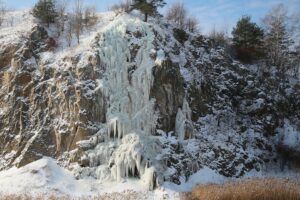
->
[93,17,161,189]
[143,166,156,190]
[175,98,194,141]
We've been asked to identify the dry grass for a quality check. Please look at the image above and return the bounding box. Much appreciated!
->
[186,178,300,200]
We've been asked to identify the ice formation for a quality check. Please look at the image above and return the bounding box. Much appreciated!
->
[84,17,161,189]
[175,98,193,141]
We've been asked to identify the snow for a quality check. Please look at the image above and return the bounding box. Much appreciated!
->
[0,157,94,196]
[155,49,165,65]
[0,157,299,196]
[85,14,163,189]
[1,157,299,198]
[278,119,300,149]
[0,157,181,199]
[1,7,300,200]
[175,98,193,141]
[163,167,226,192]
[0,10,34,45]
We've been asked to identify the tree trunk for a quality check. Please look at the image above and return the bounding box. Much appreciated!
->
[144,13,148,22]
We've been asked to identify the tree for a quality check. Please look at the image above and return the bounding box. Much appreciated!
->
[185,17,199,33]
[83,5,98,29]
[111,0,132,14]
[56,0,68,34]
[263,4,293,74]
[0,0,7,27]
[73,0,83,44]
[209,26,228,48]
[232,15,265,63]
[166,2,187,29]
[32,0,58,27]
[291,44,300,77]
[130,0,166,22]
[66,18,74,47]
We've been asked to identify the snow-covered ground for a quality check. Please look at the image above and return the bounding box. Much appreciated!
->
[0,157,181,199]
[1,157,299,199]
[0,10,34,45]
[0,157,230,198]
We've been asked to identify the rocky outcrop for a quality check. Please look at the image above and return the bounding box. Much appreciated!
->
[0,13,299,189]
[0,25,107,169]
[151,59,185,132]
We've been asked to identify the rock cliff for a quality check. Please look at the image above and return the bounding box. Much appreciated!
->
[0,11,299,189]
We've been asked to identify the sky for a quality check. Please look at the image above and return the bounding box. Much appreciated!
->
[3,0,300,34]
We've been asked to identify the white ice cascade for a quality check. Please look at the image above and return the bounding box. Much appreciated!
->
[97,17,158,139]
[93,16,161,189]
[175,98,194,141]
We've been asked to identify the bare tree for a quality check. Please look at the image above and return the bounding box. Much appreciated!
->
[73,0,84,44]
[83,5,98,29]
[209,26,228,48]
[166,2,187,29]
[262,4,293,74]
[0,0,7,27]
[293,44,300,77]
[7,16,13,26]
[56,0,68,35]
[185,17,199,33]
[66,18,74,47]
[111,0,132,14]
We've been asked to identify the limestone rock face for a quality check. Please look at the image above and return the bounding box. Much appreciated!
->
[0,12,299,189]
[151,59,185,132]
[0,25,107,169]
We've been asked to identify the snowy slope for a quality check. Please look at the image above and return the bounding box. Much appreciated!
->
[0,158,94,196]
[0,10,34,45]
[0,157,181,199]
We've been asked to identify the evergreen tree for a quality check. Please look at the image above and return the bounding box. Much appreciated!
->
[130,0,166,22]
[232,16,265,63]
[32,0,58,27]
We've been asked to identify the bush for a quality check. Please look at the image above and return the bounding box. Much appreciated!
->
[209,28,228,48]
[173,28,189,44]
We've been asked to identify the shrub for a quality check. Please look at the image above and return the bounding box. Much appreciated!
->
[209,28,228,48]
[173,28,189,44]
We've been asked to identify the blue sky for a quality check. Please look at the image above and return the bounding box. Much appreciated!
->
[3,0,300,33]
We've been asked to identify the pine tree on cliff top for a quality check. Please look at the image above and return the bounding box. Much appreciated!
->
[32,0,58,27]
[130,0,166,22]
